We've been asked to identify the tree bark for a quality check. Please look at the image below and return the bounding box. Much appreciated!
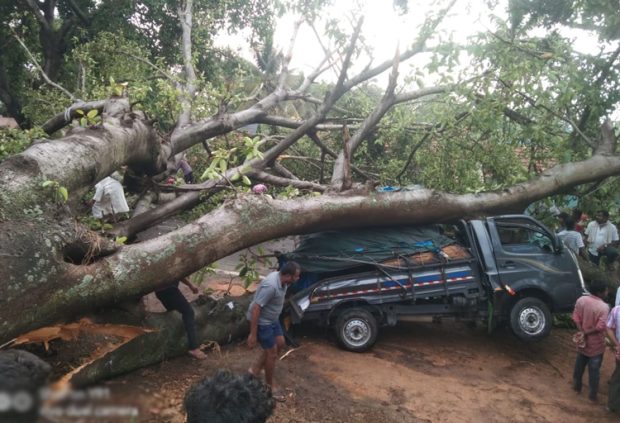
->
[0,62,29,127]
[67,295,251,387]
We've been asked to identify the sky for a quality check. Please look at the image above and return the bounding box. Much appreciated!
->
[217,0,489,82]
[216,0,606,84]
[272,0,487,77]
[214,0,617,117]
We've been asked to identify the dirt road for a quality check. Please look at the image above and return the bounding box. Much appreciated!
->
[97,318,618,423]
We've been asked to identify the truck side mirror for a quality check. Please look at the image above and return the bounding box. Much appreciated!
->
[553,237,564,253]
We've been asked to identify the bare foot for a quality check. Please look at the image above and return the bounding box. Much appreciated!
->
[188,349,207,360]
[271,387,287,403]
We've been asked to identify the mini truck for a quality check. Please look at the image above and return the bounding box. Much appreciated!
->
[284,215,586,352]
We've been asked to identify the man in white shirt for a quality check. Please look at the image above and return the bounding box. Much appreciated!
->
[557,217,586,258]
[91,175,130,221]
[585,210,619,267]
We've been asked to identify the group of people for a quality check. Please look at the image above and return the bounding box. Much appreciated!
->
[87,162,288,421]
[561,209,620,412]
[572,279,620,412]
[557,209,619,269]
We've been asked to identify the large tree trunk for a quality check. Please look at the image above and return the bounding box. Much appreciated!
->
[2,125,620,343]
[67,295,252,386]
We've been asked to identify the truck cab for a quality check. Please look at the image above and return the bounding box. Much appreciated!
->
[473,215,585,340]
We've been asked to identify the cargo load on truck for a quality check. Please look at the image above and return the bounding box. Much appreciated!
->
[283,225,472,291]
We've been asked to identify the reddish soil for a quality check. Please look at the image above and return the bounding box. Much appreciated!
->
[79,318,617,423]
[34,271,620,423]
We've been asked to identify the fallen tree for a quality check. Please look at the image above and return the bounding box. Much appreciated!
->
[1,0,619,384]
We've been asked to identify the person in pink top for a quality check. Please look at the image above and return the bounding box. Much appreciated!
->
[572,280,610,402]
[606,296,620,413]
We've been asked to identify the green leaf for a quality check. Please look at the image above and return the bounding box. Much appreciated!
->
[219,159,228,173]
[75,109,84,116]
[42,180,54,187]
[230,172,241,182]
[242,175,252,186]
[57,186,68,202]
[86,109,99,119]
[115,236,128,245]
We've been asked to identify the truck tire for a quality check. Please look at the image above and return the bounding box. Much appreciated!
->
[335,308,378,352]
[509,297,552,341]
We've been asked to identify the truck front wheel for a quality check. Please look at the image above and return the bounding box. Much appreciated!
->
[335,308,378,352]
[509,297,552,341]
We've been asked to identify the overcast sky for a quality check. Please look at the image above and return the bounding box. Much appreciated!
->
[216,0,607,88]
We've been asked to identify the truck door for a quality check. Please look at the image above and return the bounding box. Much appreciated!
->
[487,215,579,311]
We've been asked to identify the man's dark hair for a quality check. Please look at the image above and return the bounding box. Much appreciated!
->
[588,279,608,297]
[0,349,51,423]
[597,210,610,218]
[184,370,274,423]
[280,260,300,276]
[564,216,576,231]
[572,209,582,220]
[558,211,569,221]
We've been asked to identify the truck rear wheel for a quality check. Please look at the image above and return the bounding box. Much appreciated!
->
[335,308,378,352]
[509,297,552,341]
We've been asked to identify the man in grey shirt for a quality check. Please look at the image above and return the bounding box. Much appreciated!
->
[247,261,300,401]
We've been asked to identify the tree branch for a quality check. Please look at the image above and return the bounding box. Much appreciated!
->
[571,42,620,146]
[597,119,617,155]
[12,33,76,101]
[343,0,455,91]
[118,50,177,84]
[272,161,299,180]
[306,129,372,180]
[330,80,466,187]
[278,155,324,172]
[396,111,470,184]
[23,0,50,31]
[66,0,91,25]
[246,170,326,192]
[41,100,107,134]
[255,18,365,168]
[278,19,302,90]
[500,80,597,149]
[176,0,197,130]
[309,20,341,80]
[255,115,355,131]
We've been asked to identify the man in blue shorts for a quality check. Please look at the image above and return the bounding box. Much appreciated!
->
[247,261,300,401]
